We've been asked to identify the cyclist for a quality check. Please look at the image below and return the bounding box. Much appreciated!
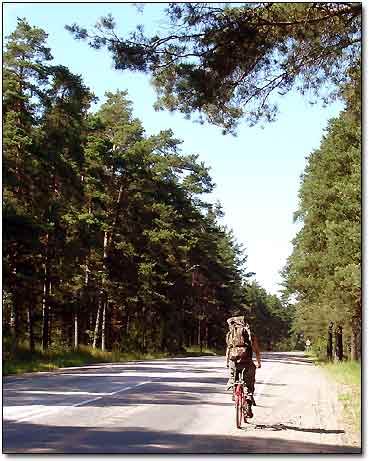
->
[226,316,261,418]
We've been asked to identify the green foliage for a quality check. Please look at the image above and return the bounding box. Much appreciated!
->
[67,3,361,132]
[242,281,294,351]
[309,336,330,360]
[282,70,361,359]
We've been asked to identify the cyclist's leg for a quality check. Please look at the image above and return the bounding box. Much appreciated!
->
[232,364,243,401]
[243,361,256,417]
[226,361,236,390]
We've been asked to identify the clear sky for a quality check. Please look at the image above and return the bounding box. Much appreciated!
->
[3,2,345,295]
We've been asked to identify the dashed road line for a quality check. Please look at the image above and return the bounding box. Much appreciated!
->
[8,380,154,424]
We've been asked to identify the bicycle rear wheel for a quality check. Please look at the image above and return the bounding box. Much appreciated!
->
[243,403,248,423]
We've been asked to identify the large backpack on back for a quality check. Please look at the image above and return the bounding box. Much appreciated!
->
[227,316,253,363]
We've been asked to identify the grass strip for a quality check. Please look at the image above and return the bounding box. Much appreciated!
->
[304,352,361,438]
[322,360,361,433]
[3,345,221,376]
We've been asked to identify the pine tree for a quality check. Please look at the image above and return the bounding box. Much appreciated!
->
[3,19,53,352]
[282,83,361,359]
[67,3,361,132]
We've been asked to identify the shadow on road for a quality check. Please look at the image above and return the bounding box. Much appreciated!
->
[3,421,360,454]
[254,423,345,435]
[4,374,231,408]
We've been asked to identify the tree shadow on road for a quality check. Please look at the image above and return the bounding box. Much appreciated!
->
[2,421,360,454]
[4,374,231,408]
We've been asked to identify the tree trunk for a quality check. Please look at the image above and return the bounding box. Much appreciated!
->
[93,298,102,349]
[198,316,202,352]
[351,316,360,361]
[10,296,18,354]
[42,235,51,351]
[140,304,146,353]
[112,185,124,232]
[48,288,52,348]
[10,259,20,354]
[101,301,106,351]
[89,312,93,339]
[27,304,35,353]
[335,325,343,361]
[99,232,109,352]
[74,312,78,350]
[42,273,50,351]
[103,231,109,260]
[327,322,333,361]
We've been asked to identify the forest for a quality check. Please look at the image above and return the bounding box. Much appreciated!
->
[66,2,361,361]
[4,2,361,365]
[3,19,292,360]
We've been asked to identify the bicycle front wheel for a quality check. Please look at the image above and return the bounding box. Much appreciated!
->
[236,401,243,428]
[235,387,243,429]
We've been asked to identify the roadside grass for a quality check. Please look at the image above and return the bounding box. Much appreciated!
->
[322,360,361,433]
[323,360,361,387]
[3,345,114,375]
[183,345,220,356]
[305,350,325,364]
[3,344,222,376]
[307,352,361,436]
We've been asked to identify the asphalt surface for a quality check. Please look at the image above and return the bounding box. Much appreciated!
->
[2,351,361,453]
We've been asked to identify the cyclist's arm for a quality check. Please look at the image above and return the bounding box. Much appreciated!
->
[252,335,261,368]
[226,332,231,367]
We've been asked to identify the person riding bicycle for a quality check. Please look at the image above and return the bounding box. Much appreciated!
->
[225,315,261,418]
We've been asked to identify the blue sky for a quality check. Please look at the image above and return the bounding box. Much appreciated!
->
[3,3,345,295]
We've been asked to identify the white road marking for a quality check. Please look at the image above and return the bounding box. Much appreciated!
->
[5,357,227,426]
[9,380,154,424]
[5,390,110,396]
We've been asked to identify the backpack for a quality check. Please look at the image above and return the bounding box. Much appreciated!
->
[226,316,253,363]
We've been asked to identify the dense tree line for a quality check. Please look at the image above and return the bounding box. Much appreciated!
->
[3,19,292,356]
[282,71,361,361]
[65,3,361,360]
[242,281,294,351]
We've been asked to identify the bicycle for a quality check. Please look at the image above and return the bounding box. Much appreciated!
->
[233,368,252,429]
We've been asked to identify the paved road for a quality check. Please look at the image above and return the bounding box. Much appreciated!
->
[3,351,360,453]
